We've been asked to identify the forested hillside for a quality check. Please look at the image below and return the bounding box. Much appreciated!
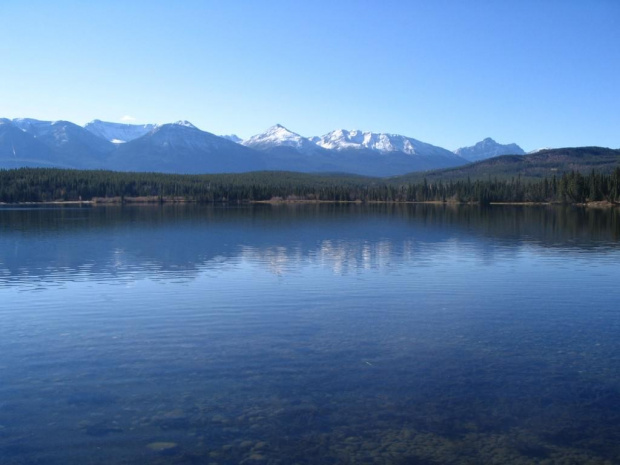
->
[391,147,620,183]
[1,168,619,205]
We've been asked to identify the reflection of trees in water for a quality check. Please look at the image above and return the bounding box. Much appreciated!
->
[0,204,618,284]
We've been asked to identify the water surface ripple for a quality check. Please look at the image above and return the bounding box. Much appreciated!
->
[1,204,619,464]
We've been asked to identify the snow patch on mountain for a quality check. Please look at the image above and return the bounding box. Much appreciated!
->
[221,134,243,144]
[84,120,156,143]
[12,118,55,137]
[528,147,553,154]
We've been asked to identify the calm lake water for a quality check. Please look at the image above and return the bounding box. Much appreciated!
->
[1,204,620,465]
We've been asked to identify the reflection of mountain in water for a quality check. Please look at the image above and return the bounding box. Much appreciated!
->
[239,239,409,275]
[0,204,618,285]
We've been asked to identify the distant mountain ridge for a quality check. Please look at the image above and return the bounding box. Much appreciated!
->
[239,125,470,175]
[1,119,113,169]
[0,117,590,178]
[0,120,56,168]
[110,122,264,173]
[454,137,525,162]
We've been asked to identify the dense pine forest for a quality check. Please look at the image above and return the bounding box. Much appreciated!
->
[0,168,619,204]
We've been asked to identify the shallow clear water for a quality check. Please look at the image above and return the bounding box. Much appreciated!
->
[1,204,619,464]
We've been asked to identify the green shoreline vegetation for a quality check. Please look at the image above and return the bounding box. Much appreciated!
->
[1,167,619,206]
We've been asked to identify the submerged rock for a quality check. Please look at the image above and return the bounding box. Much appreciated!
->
[78,420,123,436]
[146,441,179,454]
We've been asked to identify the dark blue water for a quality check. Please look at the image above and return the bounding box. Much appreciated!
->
[1,204,619,464]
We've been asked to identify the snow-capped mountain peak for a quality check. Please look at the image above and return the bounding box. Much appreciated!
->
[245,124,297,144]
[243,124,322,154]
[315,129,433,156]
[173,120,197,129]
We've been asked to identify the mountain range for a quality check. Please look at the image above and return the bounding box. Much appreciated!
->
[0,118,530,176]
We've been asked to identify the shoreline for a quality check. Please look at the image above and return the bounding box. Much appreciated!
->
[0,198,617,207]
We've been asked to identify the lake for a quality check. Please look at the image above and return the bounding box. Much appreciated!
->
[1,204,619,464]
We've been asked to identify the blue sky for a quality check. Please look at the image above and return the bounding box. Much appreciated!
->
[1,0,618,151]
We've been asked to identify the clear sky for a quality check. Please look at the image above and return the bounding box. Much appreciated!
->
[1,0,618,151]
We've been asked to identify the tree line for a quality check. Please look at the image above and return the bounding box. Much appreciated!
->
[0,168,619,204]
